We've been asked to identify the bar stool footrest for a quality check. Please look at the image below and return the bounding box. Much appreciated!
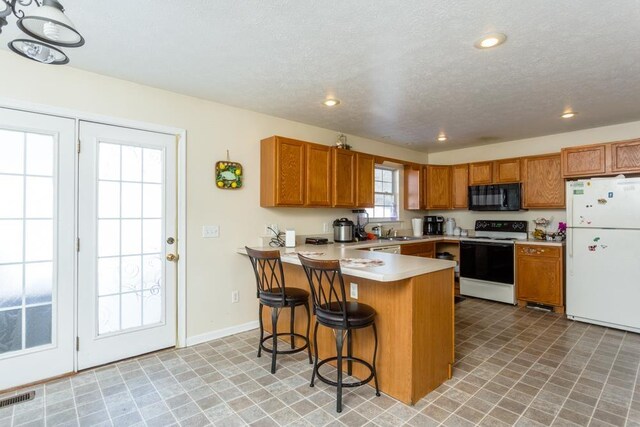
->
[315,356,375,388]
[260,332,309,355]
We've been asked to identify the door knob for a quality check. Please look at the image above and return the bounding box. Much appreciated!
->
[166,253,179,262]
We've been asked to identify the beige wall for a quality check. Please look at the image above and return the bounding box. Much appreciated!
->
[426,120,640,233]
[0,51,428,340]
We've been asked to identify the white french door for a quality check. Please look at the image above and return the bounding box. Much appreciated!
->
[77,122,177,370]
[0,108,75,390]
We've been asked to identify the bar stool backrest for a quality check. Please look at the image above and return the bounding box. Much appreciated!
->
[298,255,348,329]
[245,247,286,305]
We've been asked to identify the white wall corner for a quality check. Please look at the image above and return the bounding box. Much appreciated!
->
[185,320,259,347]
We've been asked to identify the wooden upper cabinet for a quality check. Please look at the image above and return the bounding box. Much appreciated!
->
[332,149,356,207]
[355,153,375,208]
[425,165,451,209]
[494,158,521,183]
[305,143,332,206]
[450,164,468,209]
[404,165,422,210]
[610,139,640,173]
[522,154,565,209]
[561,144,607,177]
[468,162,493,185]
[260,136,305,207]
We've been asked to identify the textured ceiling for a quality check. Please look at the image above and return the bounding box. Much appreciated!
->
[2,1,640,152]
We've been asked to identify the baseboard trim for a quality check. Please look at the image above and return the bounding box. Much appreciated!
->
[185,321,259,347]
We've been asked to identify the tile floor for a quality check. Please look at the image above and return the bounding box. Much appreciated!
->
[2,298,640,426]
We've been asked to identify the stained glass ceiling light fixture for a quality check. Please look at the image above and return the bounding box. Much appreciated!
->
[0,0,83,64]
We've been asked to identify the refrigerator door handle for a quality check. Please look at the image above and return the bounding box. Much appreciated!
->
[566,183,573,227]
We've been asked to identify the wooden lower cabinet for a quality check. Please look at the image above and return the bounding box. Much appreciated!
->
[516,244,564,312]
[522,154,565,208]
[401,242,435,258]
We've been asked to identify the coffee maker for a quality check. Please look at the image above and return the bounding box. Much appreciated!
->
[352,209,369,241]
[424,215,444,235]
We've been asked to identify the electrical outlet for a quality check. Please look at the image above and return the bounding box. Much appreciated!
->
[323,222,331,233]
[265,224,278,235]
[350,283,358,299]
[231,290,239,303]
[202,225,220,238]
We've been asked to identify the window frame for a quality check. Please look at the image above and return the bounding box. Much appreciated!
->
[366,164,400,221]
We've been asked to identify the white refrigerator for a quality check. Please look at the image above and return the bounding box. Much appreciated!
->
[566,177,640,332]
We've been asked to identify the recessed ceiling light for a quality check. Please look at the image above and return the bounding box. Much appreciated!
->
[561,111,578,119]
[474,33,507,49]
[323,99,340,107]
[437,134,448,142]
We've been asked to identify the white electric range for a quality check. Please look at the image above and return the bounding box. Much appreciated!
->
[459,220,528,304]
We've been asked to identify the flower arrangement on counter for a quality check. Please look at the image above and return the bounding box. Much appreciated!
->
[532,218,566,241]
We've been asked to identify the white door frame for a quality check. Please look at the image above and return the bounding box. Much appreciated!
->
[0,98,188,362]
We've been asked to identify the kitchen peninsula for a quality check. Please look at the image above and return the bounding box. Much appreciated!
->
[239,242,456,405]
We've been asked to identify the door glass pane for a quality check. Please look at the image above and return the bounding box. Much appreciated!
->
[0,176,24,218]
[96,142,164,335]
[25,305,52,348]
[0,309,22,354]
[0,130,24,174]
[0,130,55,356]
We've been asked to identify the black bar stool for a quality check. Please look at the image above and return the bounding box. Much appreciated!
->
[245,247,312,374]
[298,255,380,413]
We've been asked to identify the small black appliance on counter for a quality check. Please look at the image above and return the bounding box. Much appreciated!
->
[424,216,444,235]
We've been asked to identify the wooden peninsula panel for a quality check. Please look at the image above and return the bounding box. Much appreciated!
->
[264,263,454,405]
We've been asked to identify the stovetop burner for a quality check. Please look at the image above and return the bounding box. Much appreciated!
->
[466,220,529,242]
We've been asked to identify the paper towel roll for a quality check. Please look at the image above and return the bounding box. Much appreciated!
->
[411,218,424,237]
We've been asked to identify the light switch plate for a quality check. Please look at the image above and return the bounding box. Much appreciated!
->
[202,225,220,238]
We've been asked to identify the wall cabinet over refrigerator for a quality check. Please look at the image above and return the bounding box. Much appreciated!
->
[561,138,640,178]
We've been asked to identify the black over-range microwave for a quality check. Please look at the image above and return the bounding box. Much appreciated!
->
[468,183,522,211]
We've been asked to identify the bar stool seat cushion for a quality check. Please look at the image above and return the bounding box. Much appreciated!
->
[260,288,310,305]
[317,302,376,328]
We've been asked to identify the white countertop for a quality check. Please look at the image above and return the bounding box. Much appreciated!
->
[237,242,456,282]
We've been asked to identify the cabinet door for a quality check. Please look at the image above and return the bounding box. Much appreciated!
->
[494,158,520,183]
[355,153,375,208]
[561,144,607,177]
[426,165,451,209]
[260,136,305,207]
[421,165,429,210]
[522,154,565,208]
[469,162,493,185]
[305,143,332,206]
[404,165,422,210]
[400,242,435,256]
[611,139,640,173]
[450,164,468,209]
[516,245,563,306]
[332,149,356,207]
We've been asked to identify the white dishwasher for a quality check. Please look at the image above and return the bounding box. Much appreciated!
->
[369,245,401,254]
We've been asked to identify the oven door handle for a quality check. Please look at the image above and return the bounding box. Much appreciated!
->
[461,242,513,248]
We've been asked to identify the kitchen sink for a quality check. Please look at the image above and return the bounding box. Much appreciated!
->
[378,236,424,241]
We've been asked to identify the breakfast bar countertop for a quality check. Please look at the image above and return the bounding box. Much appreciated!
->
[237,243,456,282]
